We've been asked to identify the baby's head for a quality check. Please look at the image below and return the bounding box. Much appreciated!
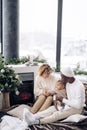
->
[56,80,65,90]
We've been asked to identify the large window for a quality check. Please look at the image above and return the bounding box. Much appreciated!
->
[19,0,58,67]
[61,0,87,70]
[1,0,86,69]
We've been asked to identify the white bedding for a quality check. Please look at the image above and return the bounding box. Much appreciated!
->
[0,115,28,130]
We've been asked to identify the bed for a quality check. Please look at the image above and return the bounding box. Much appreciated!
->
[0,104,87,130]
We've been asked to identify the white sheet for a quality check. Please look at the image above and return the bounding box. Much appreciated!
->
[61,114,87,123]
[0,115,28,130]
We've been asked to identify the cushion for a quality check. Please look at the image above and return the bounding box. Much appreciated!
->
[7,104,31,120]
[61,114,87,123]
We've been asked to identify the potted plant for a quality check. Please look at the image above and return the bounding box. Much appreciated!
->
[0,54,22,108]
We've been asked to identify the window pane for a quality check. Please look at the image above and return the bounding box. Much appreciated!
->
[19,0,57,67]
[61,0,87,70]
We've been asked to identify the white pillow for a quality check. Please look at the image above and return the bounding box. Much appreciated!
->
[61,114,87,123]
[7,104,31,120]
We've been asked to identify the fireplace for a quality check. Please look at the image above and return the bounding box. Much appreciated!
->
[10,72,34,106]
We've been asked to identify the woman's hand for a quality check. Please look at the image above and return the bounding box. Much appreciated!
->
[43,91,51,96]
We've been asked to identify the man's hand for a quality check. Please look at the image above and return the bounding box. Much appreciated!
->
[53,101,59,111]
[56,96,63,102]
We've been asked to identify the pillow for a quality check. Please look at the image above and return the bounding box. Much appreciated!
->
[7,104,31,120]
[61,114,87,123]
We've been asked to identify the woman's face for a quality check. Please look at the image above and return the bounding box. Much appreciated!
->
[42,70,51,78]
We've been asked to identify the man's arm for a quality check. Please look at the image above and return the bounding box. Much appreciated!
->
[53,95,59,111]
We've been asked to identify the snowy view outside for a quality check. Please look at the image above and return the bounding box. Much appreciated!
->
[19,0,57,67]
[19,0,87,70]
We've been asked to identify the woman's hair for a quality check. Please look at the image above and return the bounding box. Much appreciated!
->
[38,64,52,76]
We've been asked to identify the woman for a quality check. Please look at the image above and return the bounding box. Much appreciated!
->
[30,64,57,113]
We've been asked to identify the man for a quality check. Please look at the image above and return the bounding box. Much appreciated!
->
[23,67,85,125]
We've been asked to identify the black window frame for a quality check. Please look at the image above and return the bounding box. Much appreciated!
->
[0,0,3,54]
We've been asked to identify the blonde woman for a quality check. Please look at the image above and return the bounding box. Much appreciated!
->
[30,64,57,113]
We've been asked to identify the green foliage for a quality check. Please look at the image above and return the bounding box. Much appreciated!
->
[0,54,4,68]
[74,70,87,75]
[53,65,60,72]
[5,56,46,65]
[20,56,29,63]
[74,63,87,75]
[33,56,47,63]
[5,58,20,65]
[5,57,29,65]
[53,63,87,75]
[0,54,22,92]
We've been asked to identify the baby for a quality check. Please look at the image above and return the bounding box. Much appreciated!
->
[53,80,66,111]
